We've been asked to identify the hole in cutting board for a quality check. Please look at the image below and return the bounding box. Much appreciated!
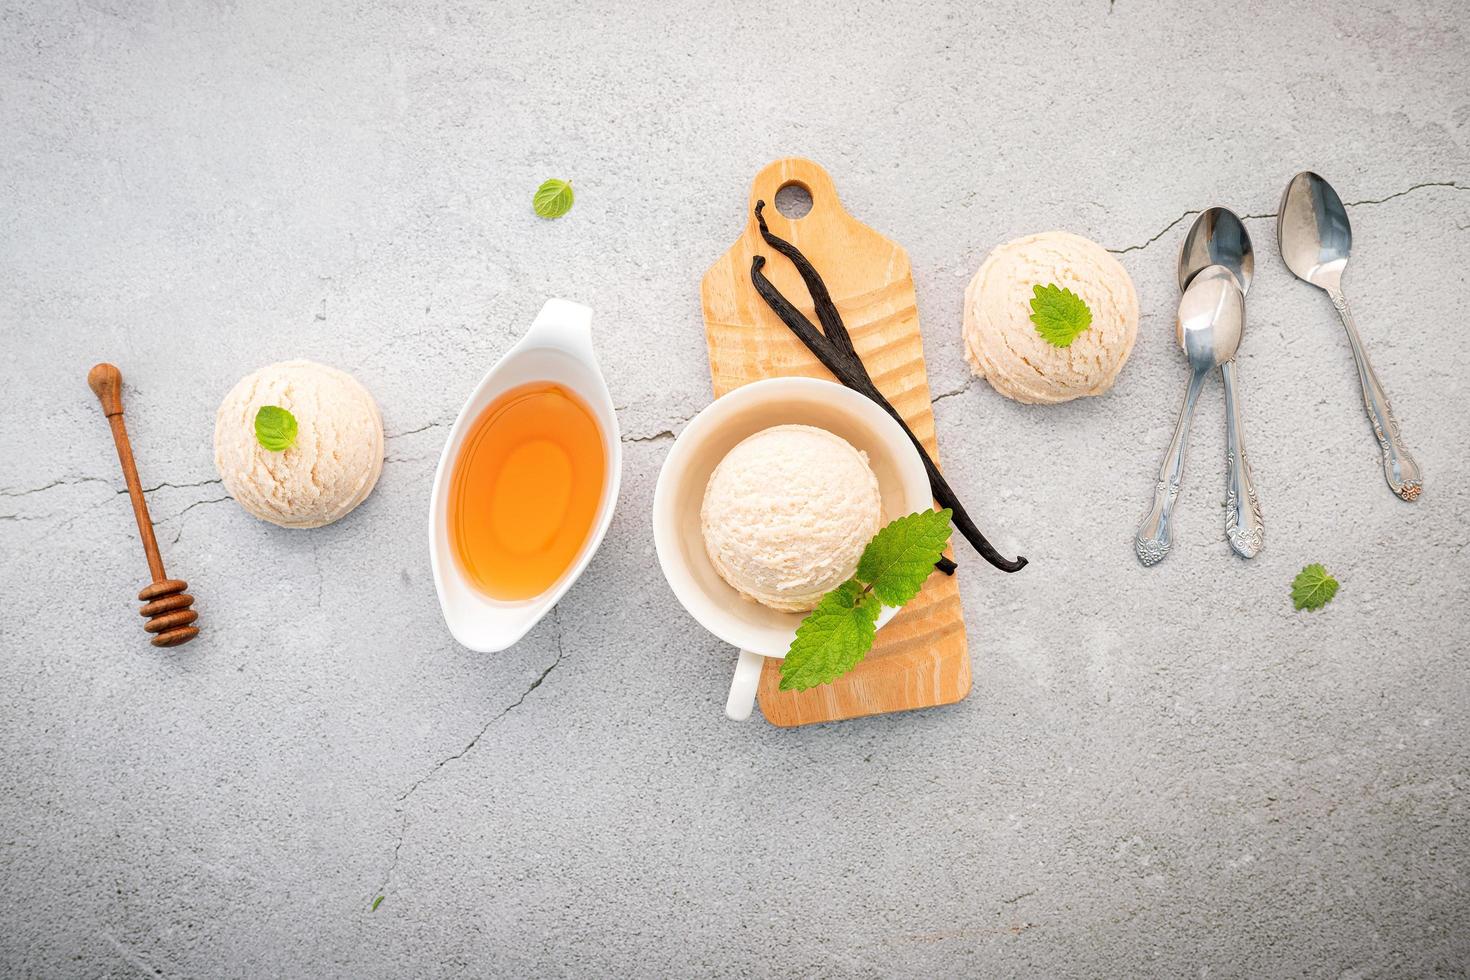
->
[774,181,813,219]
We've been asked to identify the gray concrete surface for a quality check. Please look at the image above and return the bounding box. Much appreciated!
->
[3,0,1468,976]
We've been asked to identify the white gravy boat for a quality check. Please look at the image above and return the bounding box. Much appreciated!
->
[428,298,622,652]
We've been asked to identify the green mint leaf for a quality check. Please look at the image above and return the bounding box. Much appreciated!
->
[777,511,954,693]
[1029,283,1093,347]
[1291,563,1339,611]
[533,179,574,219]
[254,405,298,452]
[856,508,954,607]
[371,895,384,912]
[778,581,879,692]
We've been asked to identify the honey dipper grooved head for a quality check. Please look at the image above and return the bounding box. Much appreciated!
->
[137,579,199,648]
[151,627,199,648]
[138,579,188,600]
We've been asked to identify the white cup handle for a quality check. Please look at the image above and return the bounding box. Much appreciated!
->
[725,650,765,721]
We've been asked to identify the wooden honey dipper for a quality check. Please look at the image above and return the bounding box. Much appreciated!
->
[88,363,200,648]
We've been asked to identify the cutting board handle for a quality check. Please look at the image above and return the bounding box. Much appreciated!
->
[744,157,844,233]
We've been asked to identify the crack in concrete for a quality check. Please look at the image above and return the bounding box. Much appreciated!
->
[1108,179,1465,255]
[931,378,976,404]
[126,478,223,495]
[1343,180,1466,207]
[0,476,222,505]
[372,609,567,904]
[164,495,234,545]
[390,414,689,448]
[385,421,447,440]
[99,929,163,978]
[165,496,232,522]
[1108,209,1201,255]
[0,476,110,497]
[621,429,677,443]
[616,399,697,444]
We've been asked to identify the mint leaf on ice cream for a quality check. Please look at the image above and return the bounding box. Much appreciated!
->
[1029,283,1094,348]
[777,582,880,692]
[779,510,953,692]
[857,508,955,606]
[254,405,298,452]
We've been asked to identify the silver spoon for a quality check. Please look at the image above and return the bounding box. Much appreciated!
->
[1178,208,1264,559]
[1135,265,1245,566]
[1278,171,1422,501]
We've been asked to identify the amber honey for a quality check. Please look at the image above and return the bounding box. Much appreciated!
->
[448,383,606,600]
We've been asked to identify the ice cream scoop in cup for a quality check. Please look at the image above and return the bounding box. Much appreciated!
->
[652,377,934,722]
[701,424,883,613]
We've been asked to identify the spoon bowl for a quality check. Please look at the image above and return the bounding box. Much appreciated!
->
[1278,171,1351,291]
[1179,207,1254,294]
[1177,264,1244,370]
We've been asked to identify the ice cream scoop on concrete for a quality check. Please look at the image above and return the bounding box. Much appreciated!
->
[700,425,882,613]
[214,360,383,529]
[963,231,1139,404]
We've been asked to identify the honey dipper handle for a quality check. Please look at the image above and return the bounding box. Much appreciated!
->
[89,363,167,583]
[88,363,125,417]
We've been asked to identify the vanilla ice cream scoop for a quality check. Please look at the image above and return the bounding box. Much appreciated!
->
[700,425,882,612]
[963,231,1139,404]
[214,360,383,528]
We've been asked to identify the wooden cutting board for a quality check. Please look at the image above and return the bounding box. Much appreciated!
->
[699,157,970,727]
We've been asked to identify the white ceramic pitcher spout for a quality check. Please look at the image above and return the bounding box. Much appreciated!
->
[527,298,599,361]
[428,298,622,652]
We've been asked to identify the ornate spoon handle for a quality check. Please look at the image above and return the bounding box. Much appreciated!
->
[1221,360,1263,558]
[1135,367,1207,566]
[1326,287,1422,500]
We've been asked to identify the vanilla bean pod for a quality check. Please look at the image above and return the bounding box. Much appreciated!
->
[748,256,957,576]
[755,201,859,361]
[750,245,1026,575]
[750,256,864,381]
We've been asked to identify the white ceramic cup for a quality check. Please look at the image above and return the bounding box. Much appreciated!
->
[652,377,934,721]
[428,298,623,652]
